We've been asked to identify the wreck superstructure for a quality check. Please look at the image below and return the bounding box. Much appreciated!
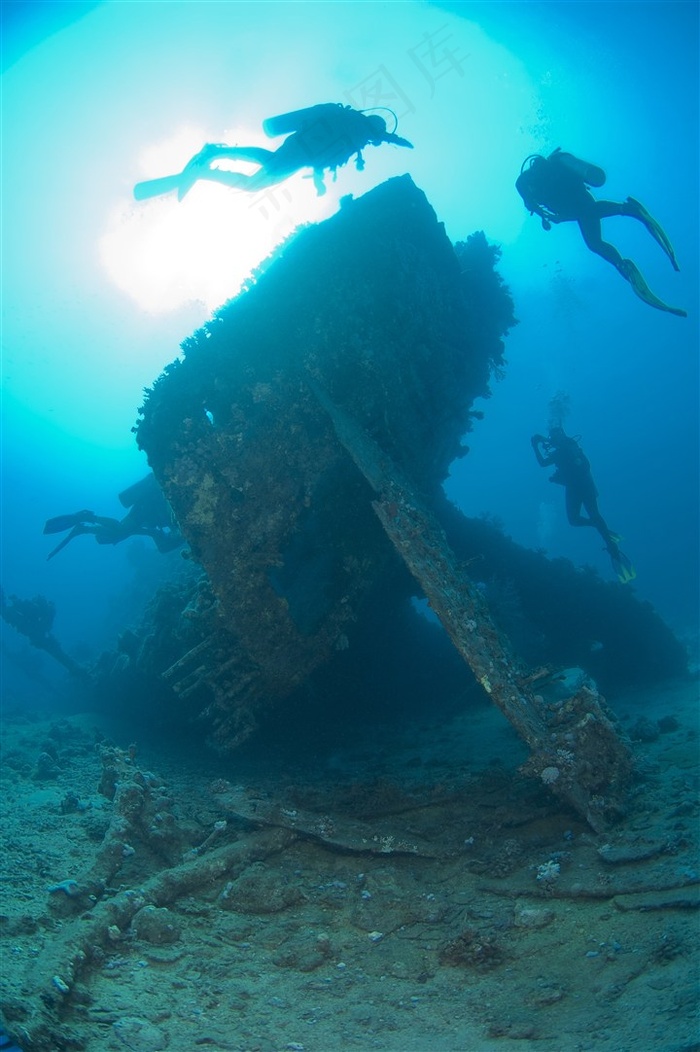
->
[136,176,508,709]
[134,176,685,827]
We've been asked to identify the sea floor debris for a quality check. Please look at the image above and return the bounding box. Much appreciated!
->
[124,176,685,828]
[0,674,697,1052]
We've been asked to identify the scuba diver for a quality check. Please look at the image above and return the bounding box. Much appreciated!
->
[1,588,88,678]
[134,102,413,202]
[516,149,686,317]
[531,427,636,584]
[43,473,183,560]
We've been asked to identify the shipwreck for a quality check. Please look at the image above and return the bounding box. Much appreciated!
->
[130,176,687,831]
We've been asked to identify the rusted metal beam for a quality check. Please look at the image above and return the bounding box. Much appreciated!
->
[312,382,632,831]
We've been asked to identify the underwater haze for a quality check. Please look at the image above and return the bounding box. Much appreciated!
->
[2,0,694,673]
[2,6,700,1052]
[1,3,698,666]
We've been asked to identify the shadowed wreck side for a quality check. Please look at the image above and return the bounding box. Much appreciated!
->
[133,175,685,827]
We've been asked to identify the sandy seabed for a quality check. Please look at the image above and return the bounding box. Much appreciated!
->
[1,675,698,1052]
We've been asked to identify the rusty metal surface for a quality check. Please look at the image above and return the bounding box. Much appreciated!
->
[136,177,510,698]
[315,385,632,830]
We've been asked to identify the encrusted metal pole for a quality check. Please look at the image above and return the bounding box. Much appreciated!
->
[312,382,632,831]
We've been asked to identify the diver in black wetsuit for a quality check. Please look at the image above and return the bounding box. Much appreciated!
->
[134,103,413,201]
[531,428,636,583]
[43,474,183,560]
[516,149,686,317]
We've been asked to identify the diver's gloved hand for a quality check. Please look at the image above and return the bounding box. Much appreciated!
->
[540,211,561,230]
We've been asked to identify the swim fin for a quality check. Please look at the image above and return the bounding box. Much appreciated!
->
[626,197,680,271]
[46,524,90,560]
[134,145,223,202]
[133,172,185,201]
[43,511,96,534]
[176,146,215,202]
[617,259,687,317]
[608,548,636,585]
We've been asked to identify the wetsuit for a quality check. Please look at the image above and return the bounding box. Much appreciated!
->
[516,154,634,267]
[532,433,615,546]
[189,103,412,195]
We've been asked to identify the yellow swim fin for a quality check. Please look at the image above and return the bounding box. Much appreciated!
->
[609,548,637,585]
[626,197,680,271]
[617,259,687,318]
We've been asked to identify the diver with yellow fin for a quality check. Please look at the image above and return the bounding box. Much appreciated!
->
[134,103,413,202]
[531,427,636,585]
[516,148,686,317]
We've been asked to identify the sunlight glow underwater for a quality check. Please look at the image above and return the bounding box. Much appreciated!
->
[95,8,542,314]
[100,124,339,313]
[2,1,697,653]
[3,0,550,449]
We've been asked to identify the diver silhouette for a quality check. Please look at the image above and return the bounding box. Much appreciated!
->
[134,103,413,202]
[516,149,686,317]
[43,474,183,560]
[531,427,636,584]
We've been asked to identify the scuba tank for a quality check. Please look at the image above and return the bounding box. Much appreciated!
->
[549,148,606,187]
[118,474,160,510]
[262,104,342,138]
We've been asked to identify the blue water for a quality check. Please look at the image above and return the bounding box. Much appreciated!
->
[2,0,697,677]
